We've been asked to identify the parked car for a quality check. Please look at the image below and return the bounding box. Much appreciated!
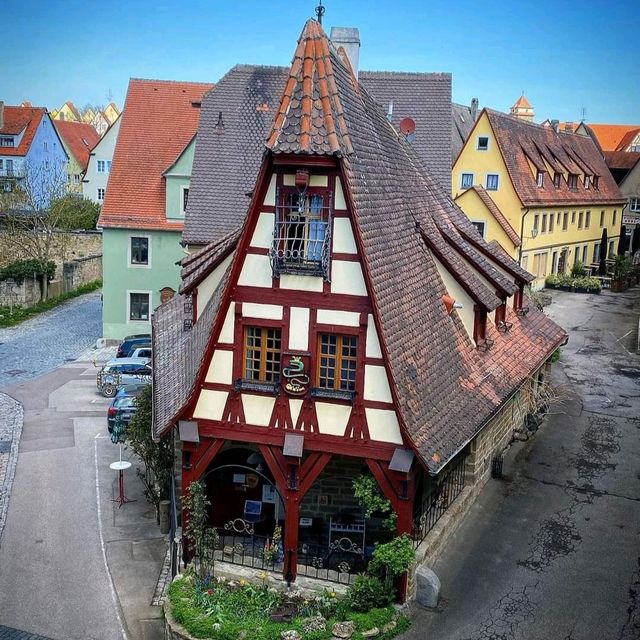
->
[116,334,151,358]
[129,346,152,359]
[97,358,152,397]
[107,395,139,434]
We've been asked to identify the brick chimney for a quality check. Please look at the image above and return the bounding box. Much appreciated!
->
[330,27,360,78]
[471,98,478,121]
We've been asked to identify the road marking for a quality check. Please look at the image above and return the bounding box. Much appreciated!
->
[94,437,129,640]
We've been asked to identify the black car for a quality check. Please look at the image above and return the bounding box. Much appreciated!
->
[107,395,139,433]
[116,334,151,358]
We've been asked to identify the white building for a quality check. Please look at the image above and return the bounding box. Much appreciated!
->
[82,114,121,204]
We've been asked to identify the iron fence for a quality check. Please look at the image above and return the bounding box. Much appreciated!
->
[412,453,468,547]
[213,519,281,573]
[297,537,369,585]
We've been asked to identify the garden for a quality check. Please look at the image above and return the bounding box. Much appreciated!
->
[165,481,414,640]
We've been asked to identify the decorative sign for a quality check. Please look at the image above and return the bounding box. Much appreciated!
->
[622,215,640,225]
[160,286,176,304]
[262,484,277,504]
[281,353,310,396]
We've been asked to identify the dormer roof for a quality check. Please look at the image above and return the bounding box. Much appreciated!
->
[0,105,47,157]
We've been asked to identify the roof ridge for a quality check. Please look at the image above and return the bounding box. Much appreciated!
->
[359,70,451,79]
[128,77,214,86]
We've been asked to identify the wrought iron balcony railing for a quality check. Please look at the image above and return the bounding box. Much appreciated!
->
[269,189,332,281]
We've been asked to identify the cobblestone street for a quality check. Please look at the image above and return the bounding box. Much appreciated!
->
[0,292,102,389]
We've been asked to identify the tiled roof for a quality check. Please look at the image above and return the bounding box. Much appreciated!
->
[98,78,213,231]
[53,120,99,171]
[154,20,566,472]
[0,105,46,157]
[267,21,353,156]
[184,66,453,246]
[512,94,532,109]
[485,109,625,207]
[588,123,640,151]
[359,71,452,190]
[604,150,640,171]
[457,186,521,248]
[452,102,477,163]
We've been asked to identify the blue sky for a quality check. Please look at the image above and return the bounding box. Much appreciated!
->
[2,0,638,124]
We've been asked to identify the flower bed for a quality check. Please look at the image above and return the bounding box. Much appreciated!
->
[167,575,410,640]
[544,274,601,294]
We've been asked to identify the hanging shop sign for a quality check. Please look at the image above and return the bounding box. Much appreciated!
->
[282,353,310,396]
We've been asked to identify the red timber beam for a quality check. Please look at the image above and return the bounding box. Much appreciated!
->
[259,445,331,585]
[366,459,417,602]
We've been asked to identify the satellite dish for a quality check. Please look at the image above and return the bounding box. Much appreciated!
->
[399,117,416,136]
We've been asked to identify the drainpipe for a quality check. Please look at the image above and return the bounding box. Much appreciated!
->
[519,208,530,266]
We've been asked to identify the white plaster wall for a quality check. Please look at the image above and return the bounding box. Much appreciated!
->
[238,254,272,288]
[193,390,228,421]
[242,302,283,320]
[218,303,235,344]
[289,398,303,425]
[196,253,234,319]
[264,175,276,206]
[335,177,347,210]
[332,218,357,254]
[289,307,310,351]
[365,408,403,444]
[241,394,276,427]
[432,256,475,340]
[250,212,275,249]
[280,274,323,292]
[363,365,393,403]
[315,402,351,436]
[316,309,360,327]
[366,315,383,358]
[205,349,234,384]
[331,261,367,296]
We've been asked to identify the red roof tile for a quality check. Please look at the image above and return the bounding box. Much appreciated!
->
[0,105,47,156]
[512,94,532,109]
[53,120,99,171]
[99,78,213,231]
[588,123,640,151]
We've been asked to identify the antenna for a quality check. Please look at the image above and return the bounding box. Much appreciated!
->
[315,0,325,24]
[581,106,587,122]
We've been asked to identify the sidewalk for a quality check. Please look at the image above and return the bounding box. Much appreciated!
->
[0,393,23,545]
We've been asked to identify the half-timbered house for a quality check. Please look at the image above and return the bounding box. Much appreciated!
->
[152,19,567,596]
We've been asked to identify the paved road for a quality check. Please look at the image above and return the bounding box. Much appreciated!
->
[401,288,640,640]
[0,625,52,639]
[0,292,102,389]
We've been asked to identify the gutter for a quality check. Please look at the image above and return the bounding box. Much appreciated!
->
[518,208,530,266]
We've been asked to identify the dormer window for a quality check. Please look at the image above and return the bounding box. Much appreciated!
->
[0,137,14,147]
[593,176,599,190]
[477,136,489,151]
[584,175,590,189]
[474,306,487,344]
[568,174,578,190]
[270,178,332,280]
[553,172,561,188]
[536,171,544,187]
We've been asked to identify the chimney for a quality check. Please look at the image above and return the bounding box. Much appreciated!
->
[470,98,478,121]
[330,27,360,78]
[0,102,4,130]
[551,119,559,133]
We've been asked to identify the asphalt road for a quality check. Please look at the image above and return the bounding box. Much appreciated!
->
[401,288,640,640]
[0,292,102,389]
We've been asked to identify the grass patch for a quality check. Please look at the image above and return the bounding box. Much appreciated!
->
[167,575,409,640]
[0,280,102,328]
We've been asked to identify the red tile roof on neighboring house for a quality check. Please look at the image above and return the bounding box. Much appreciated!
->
[0,105,47,156]
[587,124,640,152]
[604,150,640,171]
[63,101,82,121]
[457,186,522,248]
[99,78,213,231]
[153,20,566,474]
[484,109,625,207]
[53,120,99,172]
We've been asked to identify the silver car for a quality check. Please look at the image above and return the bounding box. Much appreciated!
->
[96,357,152,397]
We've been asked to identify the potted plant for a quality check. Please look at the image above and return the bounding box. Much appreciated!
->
[545,273,559,289]
[573,276,588,294]
[558,273,573,291]
[612,255,632,292]
[585,276,601,294]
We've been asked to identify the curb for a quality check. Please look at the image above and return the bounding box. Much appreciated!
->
[0,392,24,546]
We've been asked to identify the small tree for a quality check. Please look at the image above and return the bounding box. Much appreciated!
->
[50,194,100,230]
[125,386,174,523]
[183,480,218,579]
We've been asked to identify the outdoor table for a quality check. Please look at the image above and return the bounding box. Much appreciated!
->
[110,460,135,508]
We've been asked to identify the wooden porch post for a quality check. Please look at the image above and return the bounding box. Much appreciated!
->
[260,445,331,585]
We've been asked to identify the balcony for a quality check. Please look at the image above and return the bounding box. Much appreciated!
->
[269,189,332,281]
[0,168,17,178]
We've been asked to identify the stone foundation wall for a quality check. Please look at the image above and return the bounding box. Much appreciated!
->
[62,254,102,289]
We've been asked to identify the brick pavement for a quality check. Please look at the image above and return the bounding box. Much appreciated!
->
[0,625,52,639]
[0,291,103,389]
[0,393,23,544]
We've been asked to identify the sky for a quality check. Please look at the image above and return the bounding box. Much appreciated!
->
[2,0,639,124]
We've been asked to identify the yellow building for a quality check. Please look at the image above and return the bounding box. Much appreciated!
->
[453,108,626,287]
[52,101,82,122]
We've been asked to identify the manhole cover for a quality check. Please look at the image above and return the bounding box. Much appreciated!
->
[0,441,11,453]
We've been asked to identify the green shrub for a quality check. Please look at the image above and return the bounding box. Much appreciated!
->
[551,348,561,363]
[545,274,559,286]
[0,259,55,283]
[369,535,415,579]
[346,575,392,612]
[571,260,586,278]
[557,273,573,287]
[614,255,632,279]
[353,474,396,531]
